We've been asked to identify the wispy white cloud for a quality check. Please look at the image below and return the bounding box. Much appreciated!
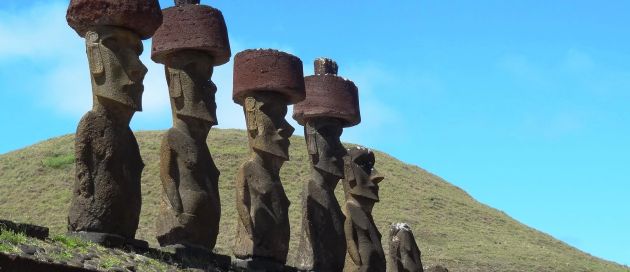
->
[0,1,250,130]
[341,62,408,147]
[0,1,408,147]
[0,2,73,59]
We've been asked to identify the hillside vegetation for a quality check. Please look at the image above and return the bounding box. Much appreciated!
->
[0,129,626,272]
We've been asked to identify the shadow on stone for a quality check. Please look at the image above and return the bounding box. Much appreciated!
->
[0,219,49,240]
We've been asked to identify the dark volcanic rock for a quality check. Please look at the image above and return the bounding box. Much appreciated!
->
[175,0,201,5]
[0,253,98,272]
[426,265,449,272]
[19,245,38,255]
[0,219,49,240]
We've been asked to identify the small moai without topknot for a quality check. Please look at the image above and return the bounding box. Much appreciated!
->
[232,49,306,270]
[343,147,386,272]
[293,58,361,271]
[388,223,425,272]
[151,0,231,253]
[65,0,163,249]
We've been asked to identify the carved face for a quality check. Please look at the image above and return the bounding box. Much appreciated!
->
[345,147,384,202]
[165,50,217,125]
[86,26,147,111]
[244,93,295,161]
[305,118,345,178]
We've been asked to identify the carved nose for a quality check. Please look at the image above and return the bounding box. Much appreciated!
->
[128,60,148,82]
[370,168,384,184]
[279,122,295,138]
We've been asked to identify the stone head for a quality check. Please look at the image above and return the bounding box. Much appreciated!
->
[244,93,295,161]
[390,223,413,243]
[165,50,217,126]
[344,146,384,203]
[85,26,147,112]
[305,118,346,178]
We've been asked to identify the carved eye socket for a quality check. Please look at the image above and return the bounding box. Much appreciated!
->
[354,156,374,172]
[102,37,119,51]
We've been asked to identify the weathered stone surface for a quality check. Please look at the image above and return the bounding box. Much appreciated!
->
[294,58,360,127]
[160,244,231,270]
[314,57,338,75]
[0,219,49,240]
[343,147,386,272]
[426,265,449,272]
[293,58,360,271]
[155,50,222,251]
[233,49,306,105]
[231,257,289,272]
[67,24,148,244]
[233,86,302,264]
[66,0,162,39]
[0,253,98,272]
[175,0,200,5]
[152,3,230,65]
[388,223,424,272]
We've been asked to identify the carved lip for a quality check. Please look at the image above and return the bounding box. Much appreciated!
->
[124,83,144,93]
[276,138,290,147]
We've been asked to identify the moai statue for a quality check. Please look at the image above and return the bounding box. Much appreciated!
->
[343,147,386,272]
[150,0,231,252]
[292,58,361,271]
[232,49,305,269]
[66,0,162,248]
[388,223,424,272]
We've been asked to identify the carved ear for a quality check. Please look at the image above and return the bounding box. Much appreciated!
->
[344,154,356,183]
[306,127,318,155]
[169,70,183,98]
[245,97,258,136]
[85,32,104,77]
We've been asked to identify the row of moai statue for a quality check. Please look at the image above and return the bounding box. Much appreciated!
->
[63,0,425,271]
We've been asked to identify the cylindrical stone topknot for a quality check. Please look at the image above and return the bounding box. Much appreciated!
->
[293,59,361,127]
[152,3,231,65]
[314,58,338,75]
[66,0,163,39]
[233,49,306,105]
[175,0,200,5]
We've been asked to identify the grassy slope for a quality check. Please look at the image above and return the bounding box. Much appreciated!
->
[0,129,626,272]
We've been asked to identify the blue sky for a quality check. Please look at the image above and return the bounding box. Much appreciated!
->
[1,0,628,266]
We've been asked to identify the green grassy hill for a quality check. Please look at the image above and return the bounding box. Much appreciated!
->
[0,129,626,272]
